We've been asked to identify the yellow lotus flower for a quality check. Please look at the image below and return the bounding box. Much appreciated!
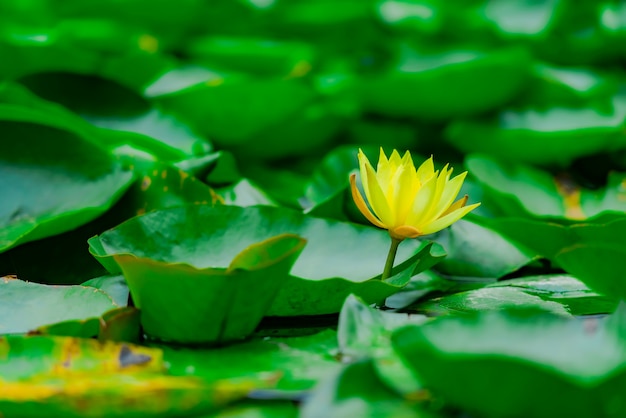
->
[350,148,480,241]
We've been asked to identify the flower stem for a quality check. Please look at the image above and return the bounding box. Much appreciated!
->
[381,238,402,280]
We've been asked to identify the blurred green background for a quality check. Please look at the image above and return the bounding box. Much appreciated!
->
[2,0,624,164]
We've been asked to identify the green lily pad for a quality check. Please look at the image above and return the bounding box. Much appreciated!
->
[216,178,278,207]
[0,81,215,170]
[447,94,626,166]
[430,217,539,279]
[114,234,306,344]
[483,213,626,266]
[0,276,117,335]
[0,107,135,253]
[360,44,531,120]
[0,334,277,417]
[145,67,315,145]
[0,162,219,285]
[521,63,618,107]
[0,20,173,90]
[466,154,626,220]
[186,36,316,76]
[392,310,626,418]
[32,306,141,343]
[89,205,445,316]
[300,360,427,418]
[414,274,616,317]
[19,72,212,159]
[162,329,339,391]
[81,275,129,307]
[557,243,626,300]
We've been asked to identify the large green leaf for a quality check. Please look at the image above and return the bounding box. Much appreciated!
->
[300,360,428,418]
[392,310,626,418]
[0,162,218,285]
[0,276,117,335]
[447,94,626,166]
[466,154,626,220]
[360,44,531,120]
[0,109,134,253]
[0,81,215,170]
[0,19,173,90]
[162,329,339,391]
[145,67,314,144]
[557,243,626,300]
[0,334,276,417]
[413,274,616,317]
[484,213,626,265]
[89,205,445,316]
[429,217,539,279]
[19,72,213,159]
[114,234,306,344]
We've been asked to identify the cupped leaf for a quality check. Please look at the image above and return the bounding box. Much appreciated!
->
[392,311,626,418]
[114,234,306,344]
[89,205,445,316]
[520,63,618,107]
[186,36,316,76]
[0,276,117,335]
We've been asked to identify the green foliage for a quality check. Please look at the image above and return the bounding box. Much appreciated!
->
[2,0,626,416]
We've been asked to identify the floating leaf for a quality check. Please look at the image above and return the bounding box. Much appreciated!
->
[392,311,626,418]
[0,104,135,252]
[113,234,306,344]
[360,44,531,120]
[300,360,427,418]
[81,275,129,307]
[448,95,626,166]
[466,154,626,220]
[163,329,339,391]
[0,335,278,416]
[89,205,445,316]
[430,217,539,279]
[0,276,117,335]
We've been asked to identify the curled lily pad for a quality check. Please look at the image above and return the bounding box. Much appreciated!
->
[89,205,444,316]
[114,234,306,344]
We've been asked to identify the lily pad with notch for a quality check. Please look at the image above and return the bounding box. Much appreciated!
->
[88,205,445,317]
[113,234,307,344]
